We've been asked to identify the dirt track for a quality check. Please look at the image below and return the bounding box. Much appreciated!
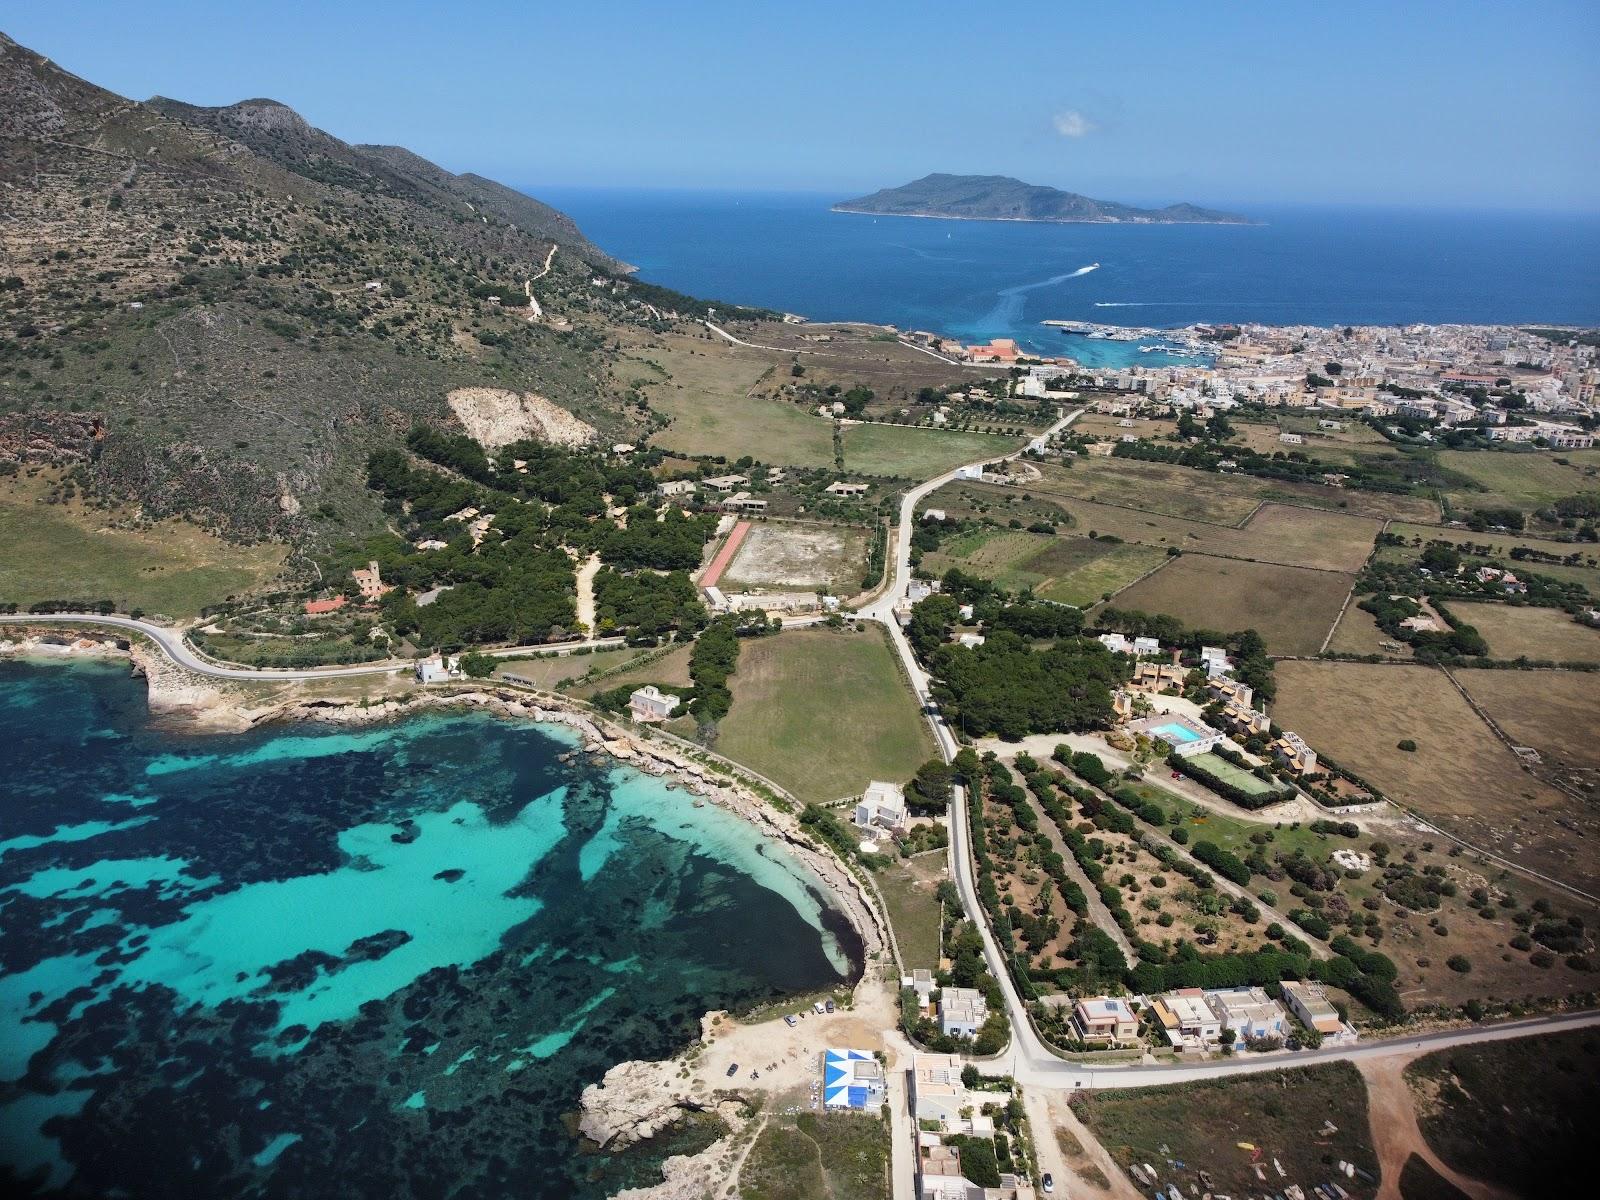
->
[1358,1056,1516,1200]
[700,519,751,589]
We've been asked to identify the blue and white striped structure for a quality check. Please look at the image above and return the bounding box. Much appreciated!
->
[822,1047,883,1109]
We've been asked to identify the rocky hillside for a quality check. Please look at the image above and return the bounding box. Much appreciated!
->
[0,31,702,549]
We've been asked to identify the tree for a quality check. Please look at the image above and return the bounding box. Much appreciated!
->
[458,652,497,678]
[909,759,954,811]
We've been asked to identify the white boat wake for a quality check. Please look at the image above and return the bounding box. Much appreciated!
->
[977,264,1101,328]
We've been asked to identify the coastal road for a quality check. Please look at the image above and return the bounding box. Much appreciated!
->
[0,613,626,683]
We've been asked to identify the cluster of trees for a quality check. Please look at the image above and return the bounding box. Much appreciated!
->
[593,569,703,640]
[688,617,742,725]
[1357,592,1489,662]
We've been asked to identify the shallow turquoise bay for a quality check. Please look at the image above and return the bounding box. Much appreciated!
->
[0,659,855,1198]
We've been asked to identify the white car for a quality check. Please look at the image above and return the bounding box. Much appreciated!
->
[812,1001,826,1015]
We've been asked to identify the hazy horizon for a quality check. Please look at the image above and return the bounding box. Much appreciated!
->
[7,0,1599,213]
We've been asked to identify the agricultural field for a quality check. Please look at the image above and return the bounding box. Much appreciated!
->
[719,521,872,596]
[1023,457,1439,525]
[1454,668,1600,770]
[494,645,650,690]
[739,1109,890,1200]
[0,470,286,618]
[1119,779,1600,1010]
[1024,539,1169,606]
[1437,447,1600,511]
[1446,601,1600,663]
[1074,413,1178,441]
[1405,1030,1599,1199]
[568,642,695,697]
[1106,556,1353,654]
[873,852,948,971]
[625,334,838,466]
[840,422,1020,479]
[714,625,934,804]
[1073,1063,1380,1200]
[1271,660,1600,894]
[1326,602,1412,658]
[1027,458,1269,523]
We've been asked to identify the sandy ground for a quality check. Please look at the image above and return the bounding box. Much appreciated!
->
[574,551,601,634]
[696,972,900,1101]
[1358,1056,1515,1200]
[1039,1089,1142,1200]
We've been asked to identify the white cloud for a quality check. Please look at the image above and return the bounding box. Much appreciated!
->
[1052,110,1095,139]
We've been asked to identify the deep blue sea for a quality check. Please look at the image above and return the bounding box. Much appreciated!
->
[0,660,855,1199]
[539,188,1600,364]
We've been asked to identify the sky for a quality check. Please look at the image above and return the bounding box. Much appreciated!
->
[8,1,1599,210]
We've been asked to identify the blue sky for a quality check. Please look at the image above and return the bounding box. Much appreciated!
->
[9,1,1598,209]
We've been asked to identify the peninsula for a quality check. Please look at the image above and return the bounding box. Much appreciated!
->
[832,172,1253,224]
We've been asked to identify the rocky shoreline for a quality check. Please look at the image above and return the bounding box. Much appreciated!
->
[2,627,889,1199]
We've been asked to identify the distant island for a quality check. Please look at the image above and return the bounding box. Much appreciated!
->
[832,172,1254,225]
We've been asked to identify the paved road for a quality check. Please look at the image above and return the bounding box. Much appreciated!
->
[0,613,626,682]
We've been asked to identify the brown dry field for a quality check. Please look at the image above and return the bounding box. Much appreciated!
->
[1000,495,1380,573]
[1453,669,1600,769]
[1105,555,1353,652]
[718,520,870,595]
[1074,413,1178,441]
[1327,602,1413,658]
[1026,458,1439,524]
[1271,661,1600,893]
[1448,602,1600,664]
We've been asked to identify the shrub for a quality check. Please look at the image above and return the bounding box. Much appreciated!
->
[1397,739,1417,752]
[1445,955,1471,973]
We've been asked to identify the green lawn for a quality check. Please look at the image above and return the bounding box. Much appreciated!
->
[842,424,1021,479]
[0,474,285,618]
[1120,780,1350,866]
[715,626,935,804]
[1184,751,1284,796]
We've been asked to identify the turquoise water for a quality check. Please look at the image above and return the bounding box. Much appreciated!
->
[1150,722,1201,743]
[0,659,856,1198]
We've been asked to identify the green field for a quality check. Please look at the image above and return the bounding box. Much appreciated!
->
[1119,780,1346,862]
[1026,539,1169,605]
[1073,1063,1379,1200]
[841,423,1020,479]
[0,473,285,618]
[741,1111,890,1200]
[715,626,935,804]
[873,856,945,970]
[1437,448,1600,510]
[569,643,695,697]
[495,645,651,689]
[1405,1030,1599,1198]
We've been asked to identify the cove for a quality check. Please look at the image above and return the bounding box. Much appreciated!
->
[0,658,857,1198]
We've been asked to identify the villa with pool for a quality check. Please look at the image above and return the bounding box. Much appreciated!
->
[1127,713,1227,758]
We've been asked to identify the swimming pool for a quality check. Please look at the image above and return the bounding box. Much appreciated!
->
[1150,722,1202,744]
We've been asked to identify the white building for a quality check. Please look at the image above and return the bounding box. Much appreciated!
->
[1204,987,1289,1048]
[939,987,988,1038]
[1149,989,1223,1051]
[854,781,908,834]
[659,479,697,497]
[629,685,681,723]
[415,655,455,684]
[1281,980,1357,1045]
[1199,646,1233,678]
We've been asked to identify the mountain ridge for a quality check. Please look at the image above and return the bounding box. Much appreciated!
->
[833,172,1253,225]
[0,29,699,547]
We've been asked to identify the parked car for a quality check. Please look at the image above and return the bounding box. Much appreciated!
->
[824,999,835,1013]
[1041,1172,1054,1193]
[812,1001,826,1015]
[784,1015,798,1028]
[726,1063,738,1077]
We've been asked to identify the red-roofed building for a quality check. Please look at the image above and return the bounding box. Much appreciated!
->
[966,338,1020,363]
[304,597,347,616]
